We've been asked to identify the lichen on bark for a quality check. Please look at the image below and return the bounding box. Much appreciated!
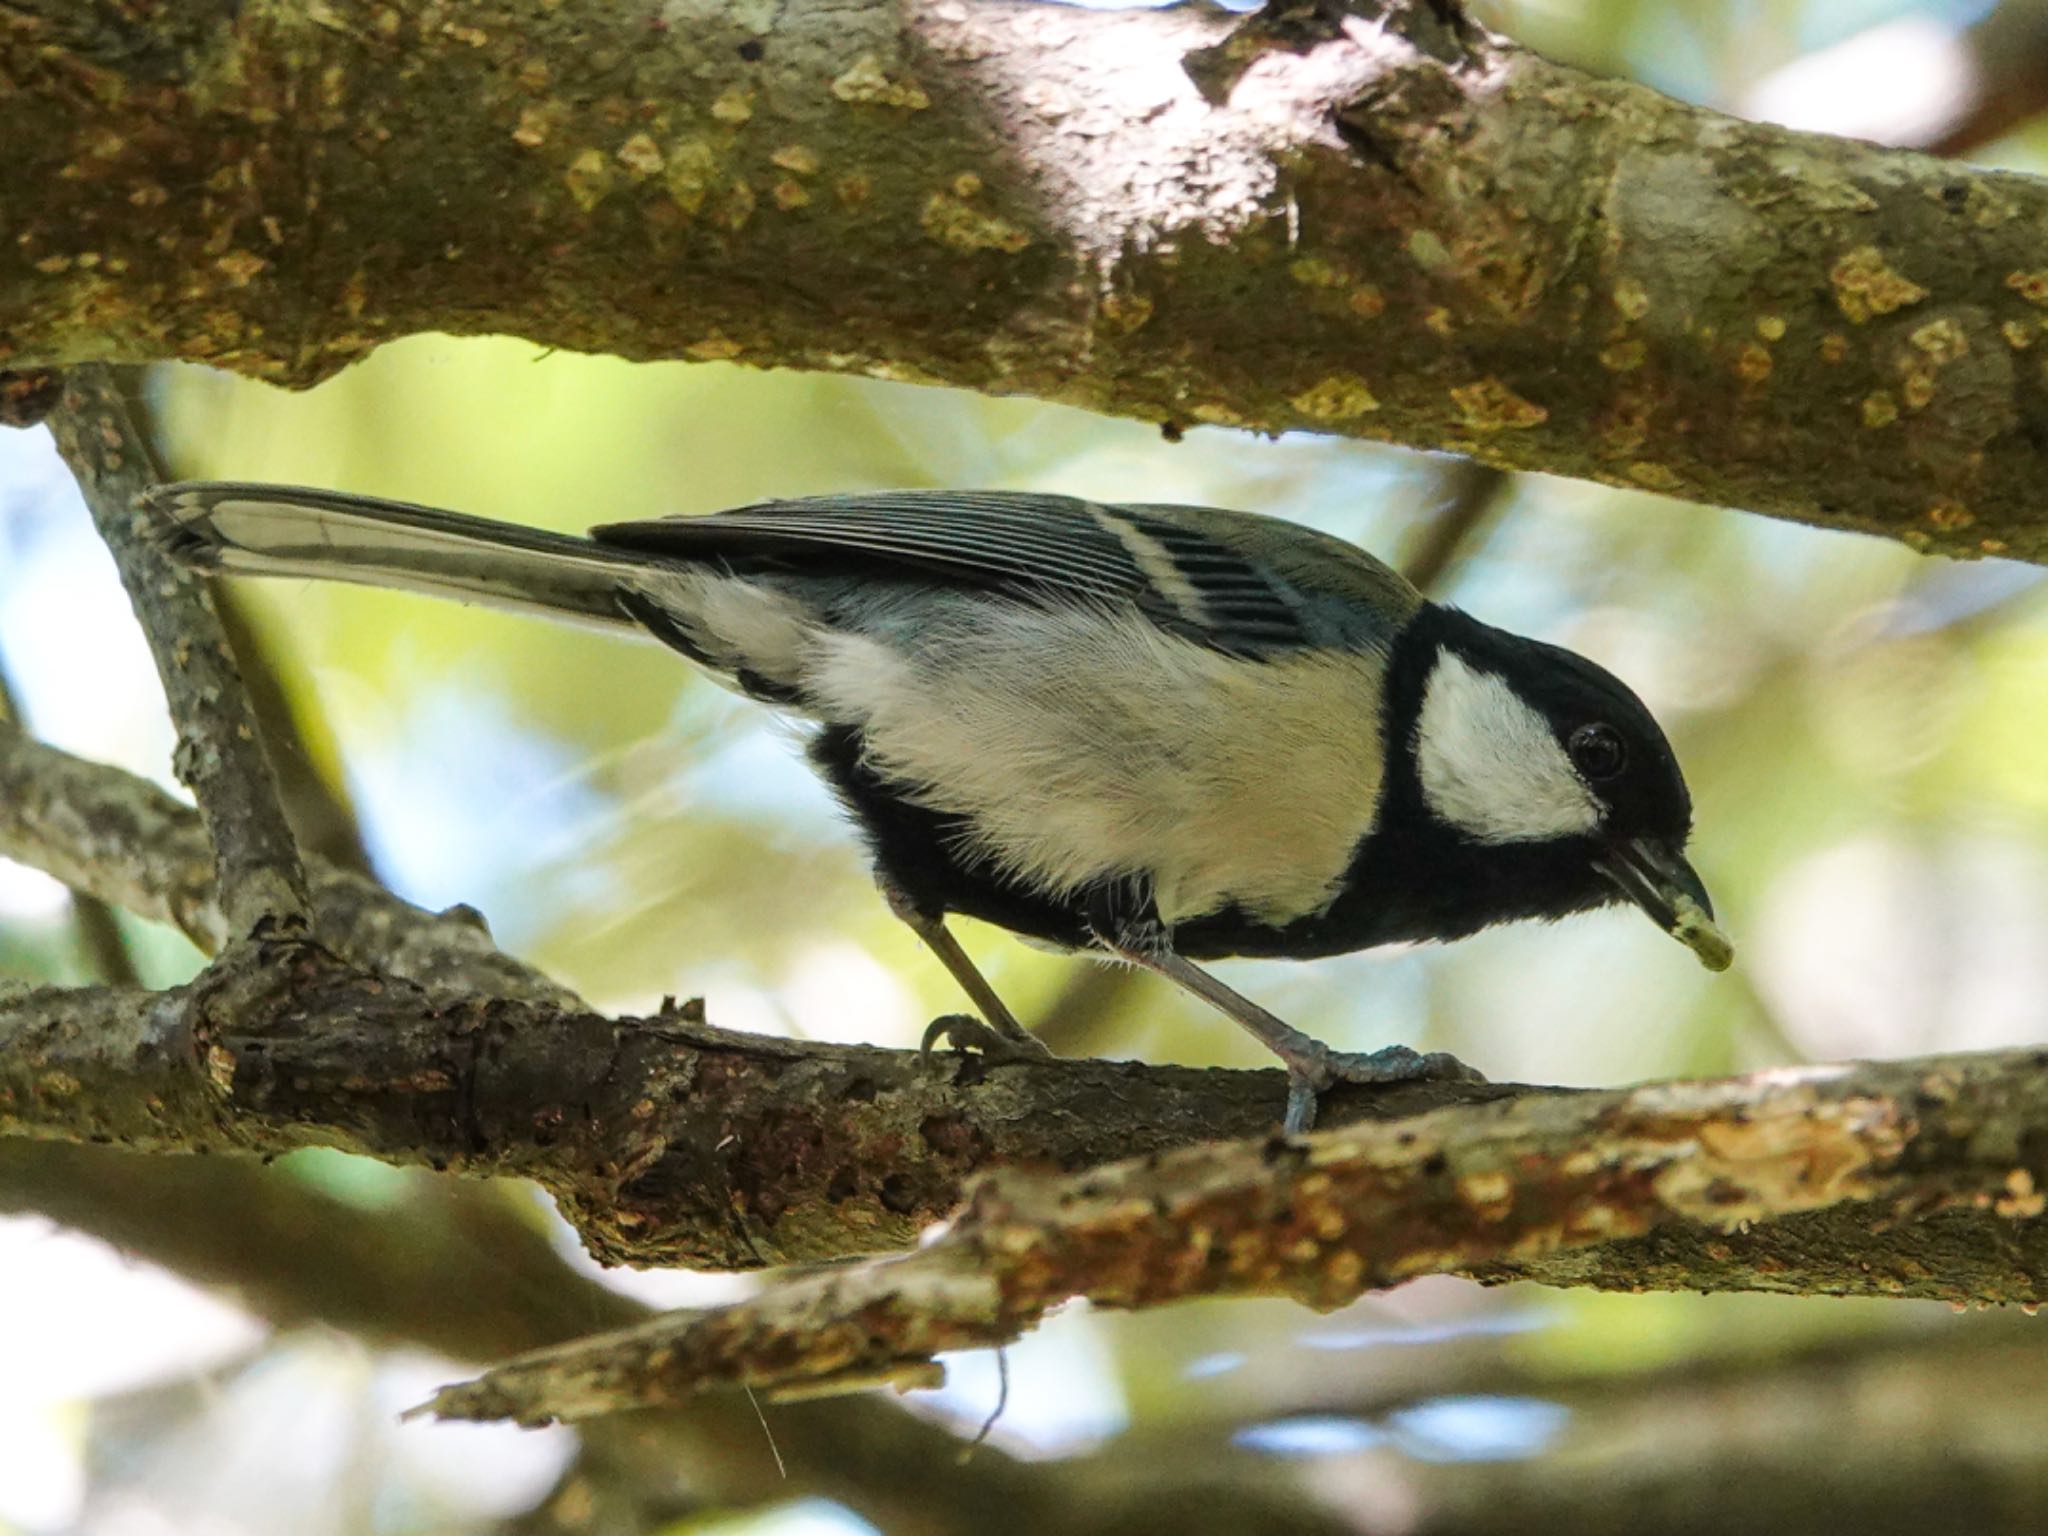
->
[7,0,2048,556]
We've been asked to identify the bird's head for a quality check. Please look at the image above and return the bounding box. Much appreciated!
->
[1389,605,1732,970]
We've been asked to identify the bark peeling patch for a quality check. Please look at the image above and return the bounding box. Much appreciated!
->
[831,55,931,110]
[921,182,1031,253]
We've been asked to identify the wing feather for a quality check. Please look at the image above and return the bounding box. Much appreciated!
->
[593,491,1418,656]
[597,492,1137,592]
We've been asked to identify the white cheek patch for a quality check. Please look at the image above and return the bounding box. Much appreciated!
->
[1415,650,1601,844]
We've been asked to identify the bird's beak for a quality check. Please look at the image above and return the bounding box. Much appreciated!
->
[1593,837,1734,972]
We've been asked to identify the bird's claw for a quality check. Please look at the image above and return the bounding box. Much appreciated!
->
[1281,1043,1485,1135]
[919,1012,1052,1064]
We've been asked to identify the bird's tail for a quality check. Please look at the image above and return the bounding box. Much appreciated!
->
[143,481,656,632]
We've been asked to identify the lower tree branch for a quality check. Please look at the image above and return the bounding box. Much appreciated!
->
[0,934,1493,1267]
[422,1050,2047,1422]
[0,1139,1355,1536]
[0,1141,642,1359]
[1403,1315,2048,1536]
[4,921,2046,1306]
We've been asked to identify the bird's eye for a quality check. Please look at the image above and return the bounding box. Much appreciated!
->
[1569,722,1627,781]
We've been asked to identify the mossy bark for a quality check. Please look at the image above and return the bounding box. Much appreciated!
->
[6,0,2048,557]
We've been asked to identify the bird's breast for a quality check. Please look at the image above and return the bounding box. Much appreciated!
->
[800,605,1391,928]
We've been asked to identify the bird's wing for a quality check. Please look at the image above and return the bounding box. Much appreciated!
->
[592,492,1420,656]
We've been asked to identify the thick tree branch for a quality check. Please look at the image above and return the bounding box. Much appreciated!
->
[0,933,1497,1267]
[4,911,2047,1308]
[42,366,308,931]
[4,1,2046,557]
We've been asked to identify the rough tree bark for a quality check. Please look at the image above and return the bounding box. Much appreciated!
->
[410,1049,2043,1418]
[44,369,311,930]
[4,0,2048,557]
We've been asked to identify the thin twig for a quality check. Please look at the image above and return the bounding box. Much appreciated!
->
[744,1385,788,1479]
[1400,460,1512,595]
[0,639,143,987]
[42,365,310,934]
[211,584,378,878]
[1032,959,1144,1055]
[963,1346,1010,1460]
[67,897,142,989]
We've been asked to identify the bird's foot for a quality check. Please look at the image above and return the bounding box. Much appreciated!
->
[919,1012,1053,1064]
[1280,1041,1484,1135]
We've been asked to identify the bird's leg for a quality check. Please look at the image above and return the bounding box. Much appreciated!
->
[1142,948,1482,1133]
[1092,901,1479,1134]
[878,878,1050,1061]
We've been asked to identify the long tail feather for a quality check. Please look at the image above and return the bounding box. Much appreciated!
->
[143,481,653,631]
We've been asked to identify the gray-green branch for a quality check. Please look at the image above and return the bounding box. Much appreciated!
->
[2,1,2044,557]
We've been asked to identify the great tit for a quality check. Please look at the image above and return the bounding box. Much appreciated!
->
[143,482,1731,1132]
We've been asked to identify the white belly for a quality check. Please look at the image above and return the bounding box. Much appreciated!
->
[803,604,1390,926]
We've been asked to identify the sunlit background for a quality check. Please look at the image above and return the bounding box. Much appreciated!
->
[7,0,2048,1530]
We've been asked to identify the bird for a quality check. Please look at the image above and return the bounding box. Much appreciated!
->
[142,480,1732,1133]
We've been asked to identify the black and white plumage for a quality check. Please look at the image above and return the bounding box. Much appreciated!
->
[144,481,1731,1132]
